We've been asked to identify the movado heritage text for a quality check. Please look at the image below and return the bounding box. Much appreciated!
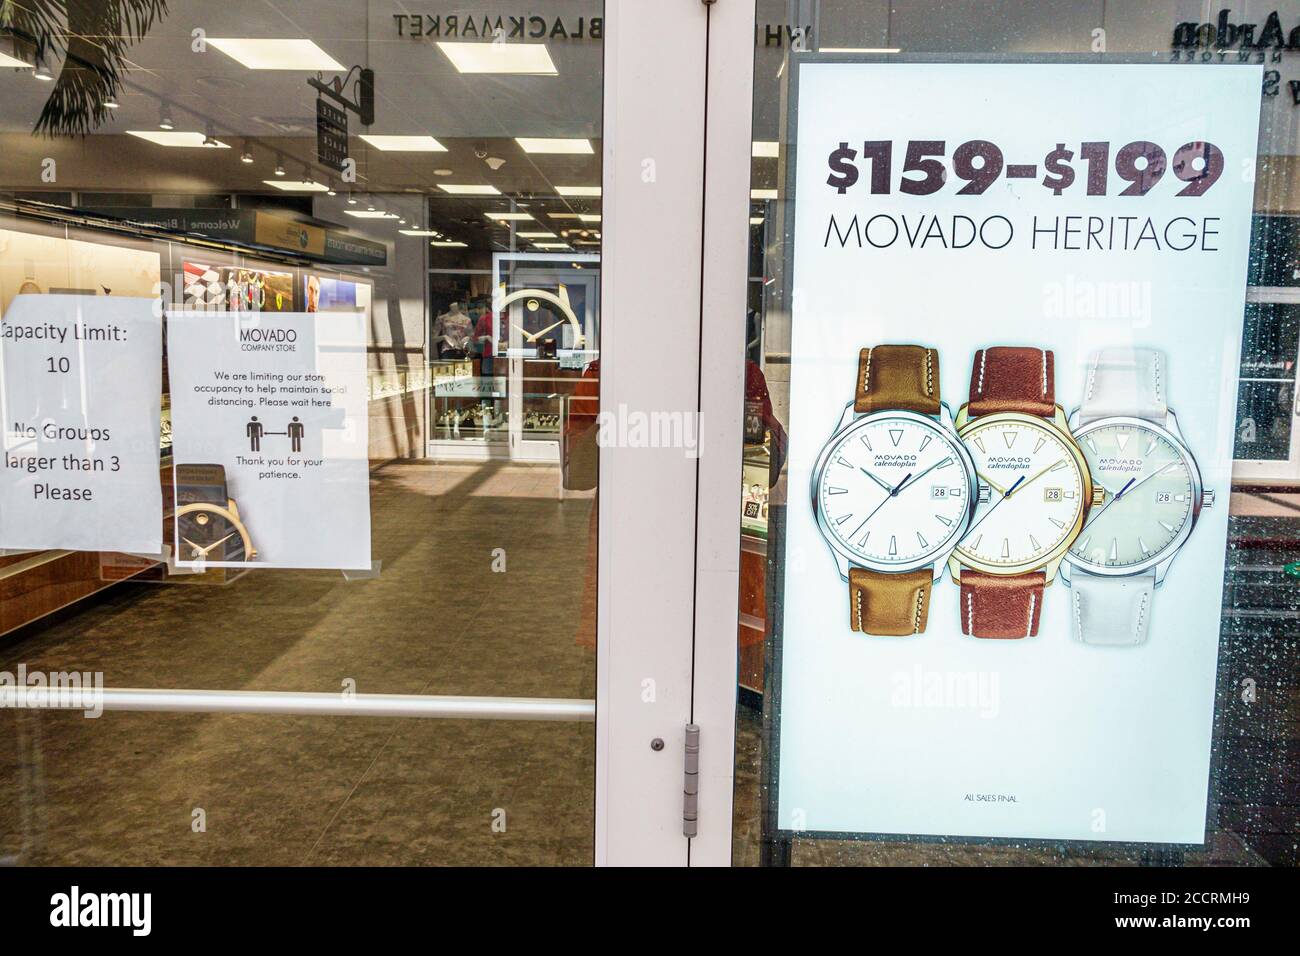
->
[1062,348,1213,645]
[811,344,981,636]
[174,463,256,563]
[950,346,1103,639]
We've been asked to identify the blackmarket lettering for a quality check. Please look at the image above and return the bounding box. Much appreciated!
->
[392,13,602,40]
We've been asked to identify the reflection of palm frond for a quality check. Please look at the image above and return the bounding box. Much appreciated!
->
[3,0,170,136]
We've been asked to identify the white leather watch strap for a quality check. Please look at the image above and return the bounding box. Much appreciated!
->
[1077,347,1168,426]
[1070,569,1157,645]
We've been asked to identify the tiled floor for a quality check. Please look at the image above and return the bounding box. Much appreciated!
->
[0,460,597,865]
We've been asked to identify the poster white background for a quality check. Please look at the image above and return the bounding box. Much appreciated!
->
[778,63,1260,844]
[0,295,162,554]
[167,311,371,570]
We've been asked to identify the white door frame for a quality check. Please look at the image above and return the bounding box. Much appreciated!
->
[595,0,754,866]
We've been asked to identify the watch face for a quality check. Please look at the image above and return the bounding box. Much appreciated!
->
[955,415,1086,570]
[177,507,248,563]
[1069,420,1196,571]
[815,413,973,569]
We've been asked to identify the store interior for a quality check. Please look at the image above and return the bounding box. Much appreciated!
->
[0,0,1297,866]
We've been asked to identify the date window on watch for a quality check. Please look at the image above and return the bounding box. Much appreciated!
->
[1044,487,1063,502]
[1155,492,1171,503]
[931,486,963,499]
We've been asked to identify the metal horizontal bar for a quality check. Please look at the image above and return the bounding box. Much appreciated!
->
[0,687,595,722]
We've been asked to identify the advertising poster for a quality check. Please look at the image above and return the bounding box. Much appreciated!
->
[775,63,1260,844]
[182,262,294,312]
[166,310,371,570]
[0,294,163,554]
[304,274,371,314]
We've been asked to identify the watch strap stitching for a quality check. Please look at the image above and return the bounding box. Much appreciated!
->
[1026,591,1036,639]
[1134,589,1149,642]
[976,348,987,395]
[862,347,873,396]
[913,585,926,634]
[1040,349,1047,397]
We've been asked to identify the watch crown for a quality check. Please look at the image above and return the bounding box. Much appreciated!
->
[977,483,991,504]
[1091,486,1106,507]
[1202,489,1215,509]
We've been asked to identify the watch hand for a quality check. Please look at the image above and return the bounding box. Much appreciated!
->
[1114,462,1176,499]
[1081,465,1174,530]
[511,323,536,343]
[533,319,565,339]
[181,536,204,556]
[976,471,1008,497]
[961,474,1025,541]
[894,458,952,495]
[847,473,909,539]
[1007,459,1063,497]
[860,467,893,493]
[198,531,237,556]
[1081,476,1135,530]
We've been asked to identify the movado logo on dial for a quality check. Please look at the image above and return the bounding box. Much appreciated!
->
[985,455,1031,469]
[873,453,918,467]
[1097,457,1144,472]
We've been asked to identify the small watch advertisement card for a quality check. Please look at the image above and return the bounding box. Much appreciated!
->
[773,62,1260,844]
[166,310,371,570]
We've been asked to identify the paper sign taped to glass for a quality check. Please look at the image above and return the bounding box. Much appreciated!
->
[0,294,163,555]
[166,310,372,570]
[773,62,1260,845]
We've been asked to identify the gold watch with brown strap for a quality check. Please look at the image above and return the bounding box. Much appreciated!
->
[812,344,982,636]
[947,346,1101,639]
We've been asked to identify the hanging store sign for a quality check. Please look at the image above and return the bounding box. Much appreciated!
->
[0,295,163,554]
[773,61,1261,846]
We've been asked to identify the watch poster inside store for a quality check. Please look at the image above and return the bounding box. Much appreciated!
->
[166,310,371,570]
[775,62,1260,844]
[0,294,163,554]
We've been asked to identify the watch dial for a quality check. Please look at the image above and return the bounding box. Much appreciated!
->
[1069,423,1194,569]
[956,419,1085,568]
[178,509,247,562]
[817,416,971,566]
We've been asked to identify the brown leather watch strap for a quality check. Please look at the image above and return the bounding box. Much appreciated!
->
[959,569,1046,639]
[855,345,940,415]
[848,567,933,636]
[967,346,1055,417]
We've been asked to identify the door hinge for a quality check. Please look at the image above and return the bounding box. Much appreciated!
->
[683,723,700,837]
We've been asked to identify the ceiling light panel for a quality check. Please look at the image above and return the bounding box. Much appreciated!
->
[344,210,400,219]
[438,184,501,195]
[263,179,328,191]
[484,212,533,221]
[555,186,601,197]
[207,38,344,71]
[437,41,557,75]
[752,141,779,158]
[515,137,593,154]
[359,135,447,152]
[126,131,229,148]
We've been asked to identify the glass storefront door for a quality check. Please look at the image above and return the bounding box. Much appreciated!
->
[0,0,619,865]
